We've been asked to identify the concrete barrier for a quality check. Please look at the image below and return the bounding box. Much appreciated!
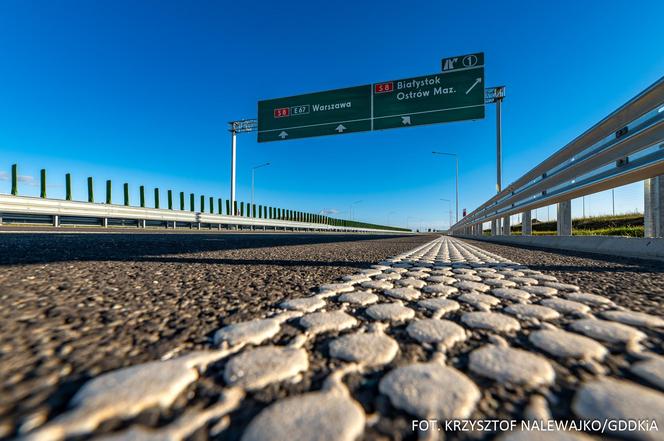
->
[459,234,664,262]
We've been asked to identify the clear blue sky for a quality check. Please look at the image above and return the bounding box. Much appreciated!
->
[1,0,662,230]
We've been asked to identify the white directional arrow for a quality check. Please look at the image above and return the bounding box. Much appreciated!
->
[335,124,346,133]
[278,131,288,139]
[401,116,411,125]
[465,77,482,95]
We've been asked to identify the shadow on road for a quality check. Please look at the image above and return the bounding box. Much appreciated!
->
[0,232,427,266]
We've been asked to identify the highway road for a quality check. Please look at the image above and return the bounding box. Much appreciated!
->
[1,232,663,440]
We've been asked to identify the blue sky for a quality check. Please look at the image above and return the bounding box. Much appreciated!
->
[1,0,662,230]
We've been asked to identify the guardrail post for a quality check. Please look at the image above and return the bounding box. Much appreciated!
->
[522,210,532,235]
[66,174,72,201]
[155,188,160,209]
[502,215,511,236]
[87,177,94,203]
[557,201,572,236]
[106,180,112,204]
[11,164,18,195]
[491,219,499,236]
[168,190,173,210]
[190,193,195,212]
[53,215,59,227]
[140,186,146,207]
[644,176,664,237]
[40,169,47,198]
[124,183,130,206]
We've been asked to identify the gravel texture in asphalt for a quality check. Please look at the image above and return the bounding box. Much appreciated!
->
[460,238,664,316]
[0,231,436,437]
[13,235,664,441]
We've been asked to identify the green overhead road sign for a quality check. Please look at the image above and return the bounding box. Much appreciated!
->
[257,52,484,142]
[372,68,484,130]
[257,85,372,142]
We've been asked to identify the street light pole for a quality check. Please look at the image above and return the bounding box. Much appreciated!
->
[440,198,452,230]
[432,151,459,223]
[251,162,271,207]
[387,210,396,226]
[350,200,362,221]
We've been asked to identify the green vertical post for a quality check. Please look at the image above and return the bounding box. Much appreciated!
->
[180,192,185,210]
[40,169,46,198]
[154,188,160,209]
[218,198,222,214]
[259,205,263,218]
[233,201,238,216]
[168,190,173,210]
[200,195,205,213]
[106,180,112,204]
[252,203,256,218]
[66,174,72,201]
[87,177,94,203]
[123,183,129,206]
[140,186,145,207]
[240,202,244,216]
[226,200,231,215]
[209,197,213,214]
[11,164,18,195]
[190,193,195,211]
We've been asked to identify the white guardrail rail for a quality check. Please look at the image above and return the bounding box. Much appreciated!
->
[0,194,409,234]
[450,76,664,239]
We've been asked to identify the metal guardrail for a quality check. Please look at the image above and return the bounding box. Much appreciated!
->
[0,195,410,234]
[451,76,664,233]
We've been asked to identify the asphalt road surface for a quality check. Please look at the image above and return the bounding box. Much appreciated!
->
[0,231,435,438]
[2,232,663,440]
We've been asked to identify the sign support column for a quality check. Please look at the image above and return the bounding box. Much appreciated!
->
[230,127,237,215]
[496,95,503,193]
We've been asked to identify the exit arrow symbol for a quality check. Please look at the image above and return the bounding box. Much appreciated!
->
[278,131,288,139]
[465,77,482,95]
[335,124,346,133]
[401,116,411,125]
